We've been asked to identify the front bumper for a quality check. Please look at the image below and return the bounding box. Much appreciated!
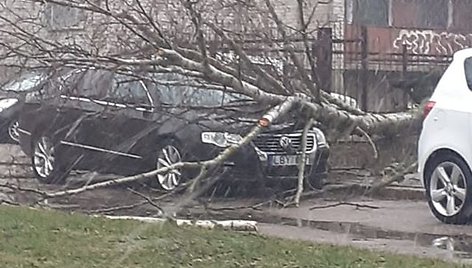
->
[221,143,329,181]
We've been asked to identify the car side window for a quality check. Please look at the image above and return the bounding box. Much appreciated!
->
[465,57,472,90]
[62,70,111,99]
[109,74,151,106]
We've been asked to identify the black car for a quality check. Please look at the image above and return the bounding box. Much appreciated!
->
[18,69,329,191]
[0,71,47,142]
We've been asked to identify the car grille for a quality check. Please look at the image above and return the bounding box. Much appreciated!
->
[253,133,316,153]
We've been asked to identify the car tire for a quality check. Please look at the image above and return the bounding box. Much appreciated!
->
[31,134,70,184]
[153,138,186,192]
[425,153,472,224]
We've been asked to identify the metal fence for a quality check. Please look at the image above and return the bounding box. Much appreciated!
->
[209,22,455,113]
[315,23,453,112]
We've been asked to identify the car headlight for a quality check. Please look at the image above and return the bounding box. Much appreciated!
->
[201,132,243,147]
[0,98,18,111]
[312,128,327,146]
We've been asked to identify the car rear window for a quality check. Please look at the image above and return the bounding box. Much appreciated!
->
[465,57,472,90]
[3,72,46,92]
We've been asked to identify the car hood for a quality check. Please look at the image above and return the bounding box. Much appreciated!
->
[165,103,310,134]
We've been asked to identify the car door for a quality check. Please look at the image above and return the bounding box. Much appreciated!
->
[57,69,111,169]
[93,73,156,173]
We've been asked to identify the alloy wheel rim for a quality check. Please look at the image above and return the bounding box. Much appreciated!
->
[430,162,467,217]
[33,137,55,178]
[8,121,20,142]
[156,145,182,191]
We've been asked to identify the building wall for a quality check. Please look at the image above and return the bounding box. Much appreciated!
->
[346,0,472,57]
[0,0,346,97]
[339,0,472,112]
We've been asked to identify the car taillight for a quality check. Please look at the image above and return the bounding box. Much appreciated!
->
[423,101,436,119]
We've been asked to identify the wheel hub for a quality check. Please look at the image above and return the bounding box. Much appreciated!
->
[33,137,55,178]
[445,183,453,194]
[156,144,182,191]
[430,161,467,217]
[8,121,20,142]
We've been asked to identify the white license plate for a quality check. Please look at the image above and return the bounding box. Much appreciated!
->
[269,155,311,166]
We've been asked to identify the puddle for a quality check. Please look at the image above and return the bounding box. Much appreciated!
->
[275,217,472,260]
[182,210,472,260]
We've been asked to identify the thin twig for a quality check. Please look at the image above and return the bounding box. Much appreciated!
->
[126,187,164,215]
[309,201,380,210]
[356,127,379,159]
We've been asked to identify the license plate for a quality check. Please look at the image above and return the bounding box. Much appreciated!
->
[269,155,311,166]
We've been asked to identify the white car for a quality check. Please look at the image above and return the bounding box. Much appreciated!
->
[418,48,472,224]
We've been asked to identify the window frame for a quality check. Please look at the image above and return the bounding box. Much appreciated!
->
[43,2,85,31]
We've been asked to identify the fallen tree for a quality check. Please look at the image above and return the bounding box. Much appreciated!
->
[0,0,423,210]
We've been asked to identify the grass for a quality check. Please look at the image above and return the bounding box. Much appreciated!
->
[0,205,468,268]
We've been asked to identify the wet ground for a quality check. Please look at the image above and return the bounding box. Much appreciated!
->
[0,144,471,264]
[260,200,472,264]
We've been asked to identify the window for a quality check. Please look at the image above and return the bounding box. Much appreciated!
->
[63,70,112,99]
[464,57,472,90]
[3,72,46,92]
[150,73,252,107]
[43,2,85,31]
[352,0,389,26]
[392,0,448,28]
[109,75,151,105]
[418,0,448,28]
[452,0,472,31]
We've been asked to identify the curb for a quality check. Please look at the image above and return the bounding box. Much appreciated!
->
[373,186,426,201]
[310,183,426,201]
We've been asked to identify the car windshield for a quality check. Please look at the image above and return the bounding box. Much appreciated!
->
[150,73,253,107]
[3,72,46,92]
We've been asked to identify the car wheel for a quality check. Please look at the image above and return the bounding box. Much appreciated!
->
[155,139,185,191]
[31,135,69,184]
[425,154,472,224]
[8,120,20,143]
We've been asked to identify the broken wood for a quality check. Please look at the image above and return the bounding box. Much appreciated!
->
[100,215,258,232]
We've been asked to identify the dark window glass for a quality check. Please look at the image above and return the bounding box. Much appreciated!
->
[453,0,472,31]
[465,57,472,90]
[150,73,251,107]
[353,0,389,26]
[109,75,151,105]
[418,0,448,28]
[64,70,112,99]
[3,72,46,92]
[392,0,448,28]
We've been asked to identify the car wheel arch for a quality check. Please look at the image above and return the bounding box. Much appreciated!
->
[155,134,182,147]
[424,148,472,185]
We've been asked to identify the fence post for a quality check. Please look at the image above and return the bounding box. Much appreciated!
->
[314,27,333,93]
[360,25,368,111]
[402,44,409,109]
